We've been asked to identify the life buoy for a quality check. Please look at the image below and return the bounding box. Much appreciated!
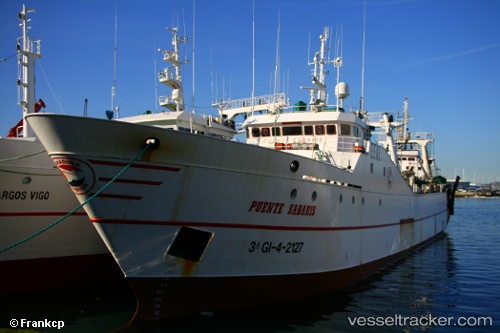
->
[261,128,270,136]
[315,125,324,135]
[354,145,365,153]
[275,143,285,150]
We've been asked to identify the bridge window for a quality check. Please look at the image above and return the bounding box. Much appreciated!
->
[251,127,260,137]
[315,125,325,135]
[340,124,351,136]
[326,124,336,135]
[271,127,281,136]
[304,126,313,135]
[282,126,302,136]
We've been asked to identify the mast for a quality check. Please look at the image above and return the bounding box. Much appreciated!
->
[158,27,189,112]
[360,0,367,112]
[191,0,196,112]
[251,0,255,116]
[334,26,342,108]
[111,9,118,118]
[402,96,409,141]
[399,98,433,179]
[273,13,281,106]
[300,27,334,111]
[317,26,329,101]
[333,25,349,109]
[17,4,41,138]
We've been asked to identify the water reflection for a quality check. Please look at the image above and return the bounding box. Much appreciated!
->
[6,198,499,333]
[119,234,457,333]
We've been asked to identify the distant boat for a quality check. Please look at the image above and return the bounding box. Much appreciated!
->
[27,24,458,322]
[0,4,119,293]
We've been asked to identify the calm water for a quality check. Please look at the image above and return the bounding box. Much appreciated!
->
[1,198,498,332]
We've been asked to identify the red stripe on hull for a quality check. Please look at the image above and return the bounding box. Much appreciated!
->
[92,193,143,200]
[125,231,445,324]
[90,209,447,231]
[0,253,124,294]
[98,177,163,186]
[0,212,87,217]
[89,159,181,172]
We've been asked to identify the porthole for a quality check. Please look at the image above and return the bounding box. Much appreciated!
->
[290,160,299,173]
[312,191,317,202]
[22,176,32,184]
[290,188,297,199]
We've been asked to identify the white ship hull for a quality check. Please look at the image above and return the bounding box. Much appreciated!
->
[0,138,118,293]
[27,114,451,320]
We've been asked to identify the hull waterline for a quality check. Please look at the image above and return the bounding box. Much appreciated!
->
[127,231,446,322]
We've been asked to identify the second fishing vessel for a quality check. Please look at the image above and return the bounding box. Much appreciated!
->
[0,5,119,293]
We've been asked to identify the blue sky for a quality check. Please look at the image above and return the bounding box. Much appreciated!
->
[1,0,499,183]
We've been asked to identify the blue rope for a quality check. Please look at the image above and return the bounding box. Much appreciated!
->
[0,143,152,254]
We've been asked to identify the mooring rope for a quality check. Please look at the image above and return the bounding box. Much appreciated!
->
[0,149,47,163]
[0,168,60,176]
[0,150,59,175]
[0,143,152,254]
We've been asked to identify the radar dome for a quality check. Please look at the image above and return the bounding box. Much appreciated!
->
[335,82,350,99]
